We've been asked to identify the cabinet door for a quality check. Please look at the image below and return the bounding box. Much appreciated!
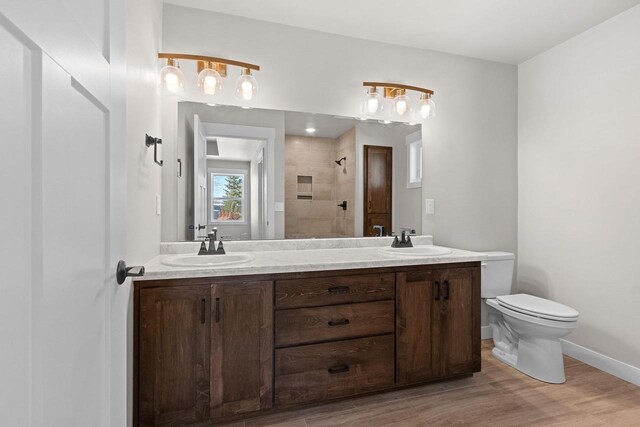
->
[211,281,273,417]
[436,268,481,376]
[396,270,440,385]
[139,286,211,426]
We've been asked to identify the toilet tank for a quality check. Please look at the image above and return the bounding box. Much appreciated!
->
[480,251,515,298]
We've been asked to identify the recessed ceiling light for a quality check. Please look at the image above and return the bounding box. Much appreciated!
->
[356,117,368,121]
[405,122,419,126]
[206,103,217,107]
[379,120,392,124]
[305,127,316,134]
[240,106,252,109]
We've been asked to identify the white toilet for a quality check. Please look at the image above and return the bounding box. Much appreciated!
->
[481,252,579,383]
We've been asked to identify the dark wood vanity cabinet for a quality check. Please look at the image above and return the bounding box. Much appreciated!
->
[396,267,481,385]
[138,286,212,426]
[136,280,272,427]
[134,263,480,426]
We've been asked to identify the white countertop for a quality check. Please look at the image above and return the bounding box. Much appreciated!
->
[137,236,486,281]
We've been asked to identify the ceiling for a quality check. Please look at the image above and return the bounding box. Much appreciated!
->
[285,112,356,139]
[202,134,262,161]
[164,0,639,64]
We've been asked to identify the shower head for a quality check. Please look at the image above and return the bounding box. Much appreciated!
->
[335,157,346,166]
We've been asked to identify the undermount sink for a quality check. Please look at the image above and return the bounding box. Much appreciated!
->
[379,245,452,257]
[161,253,253,268]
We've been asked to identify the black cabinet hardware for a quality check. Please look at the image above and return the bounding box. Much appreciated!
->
[434,280,440,301]
[328,318,350,326]
[200,298,206,324]
[328,364,350,374]
[215,298,221,323]
[328,286,350,294]
[443,280,450,300]
[337,201,347,210]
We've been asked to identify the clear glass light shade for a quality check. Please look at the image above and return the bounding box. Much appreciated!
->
[416,97,436,120]
[197,67,222,95]
[362,90,383,114]
[235,70,259,101]
[393,94,412,116]
[159,63,185,94]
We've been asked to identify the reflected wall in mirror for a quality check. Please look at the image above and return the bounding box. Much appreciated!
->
[167,102,423,241]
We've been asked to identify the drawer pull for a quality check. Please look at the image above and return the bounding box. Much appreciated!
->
[328,318,350,326]
[328,286,350,294]
[328,364,350,374]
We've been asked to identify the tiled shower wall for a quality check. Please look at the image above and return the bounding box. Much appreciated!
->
[285,129,355,238]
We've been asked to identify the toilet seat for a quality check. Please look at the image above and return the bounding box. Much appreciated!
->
[496,294,579,322]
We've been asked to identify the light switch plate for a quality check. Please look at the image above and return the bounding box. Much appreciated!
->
[425,198,435,215]
[274,202,285,212]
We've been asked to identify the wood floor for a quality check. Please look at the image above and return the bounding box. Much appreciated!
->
[222,340,640,427]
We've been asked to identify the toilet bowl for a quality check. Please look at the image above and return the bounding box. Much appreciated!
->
[481,252,579,383]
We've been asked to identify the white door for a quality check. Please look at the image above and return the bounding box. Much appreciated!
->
[193,114,208,239]
[0,1,127,426]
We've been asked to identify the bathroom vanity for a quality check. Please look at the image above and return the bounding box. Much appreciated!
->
[133,238,483,426]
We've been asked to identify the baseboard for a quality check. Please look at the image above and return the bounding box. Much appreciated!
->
[561,339,640,386]
[481,325,492,340]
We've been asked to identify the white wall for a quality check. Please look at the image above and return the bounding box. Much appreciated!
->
[126,0,163,265]
[162,4,518,255]
[518,5,640,369]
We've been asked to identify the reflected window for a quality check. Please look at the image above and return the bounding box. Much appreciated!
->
[407,138,422,188]
[210,171,246,223]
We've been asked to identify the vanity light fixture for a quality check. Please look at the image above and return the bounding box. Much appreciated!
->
[159,58,185,94]
[362,86,383,114]
[158,53,260,100]
[362,82,435,120]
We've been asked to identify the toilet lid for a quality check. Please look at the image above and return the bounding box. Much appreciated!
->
[496,294,579,322]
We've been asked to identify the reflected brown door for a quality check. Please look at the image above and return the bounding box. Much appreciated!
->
[363,145,392,236]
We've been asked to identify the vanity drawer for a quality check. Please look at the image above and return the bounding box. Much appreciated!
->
[275,300,394,347]
[275,335,394,406]
[275,273,395,309]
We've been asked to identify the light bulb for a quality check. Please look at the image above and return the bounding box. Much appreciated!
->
[236,68,258,101]
[394,92,411,116]
[362,87,383,114]
[416,95,436,120]
[159,59,184,94]
[197,65,222,95]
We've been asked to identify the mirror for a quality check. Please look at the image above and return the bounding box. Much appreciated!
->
[167,102,423,241]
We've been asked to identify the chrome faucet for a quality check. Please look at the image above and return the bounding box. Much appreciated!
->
[372,225,385,237]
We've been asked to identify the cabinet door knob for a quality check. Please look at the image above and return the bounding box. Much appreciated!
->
[328,364,350,374]
[434,281,440,301]
[328,318,350,326]
[443,280,450,300]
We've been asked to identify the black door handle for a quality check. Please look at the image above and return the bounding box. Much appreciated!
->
[200,298,206,324]
[434,281,440,301]
[443,280,450,300]
[328,286,350,294]
[328,364,350,374]
[328,318,350,326]
[116,260,145,285]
